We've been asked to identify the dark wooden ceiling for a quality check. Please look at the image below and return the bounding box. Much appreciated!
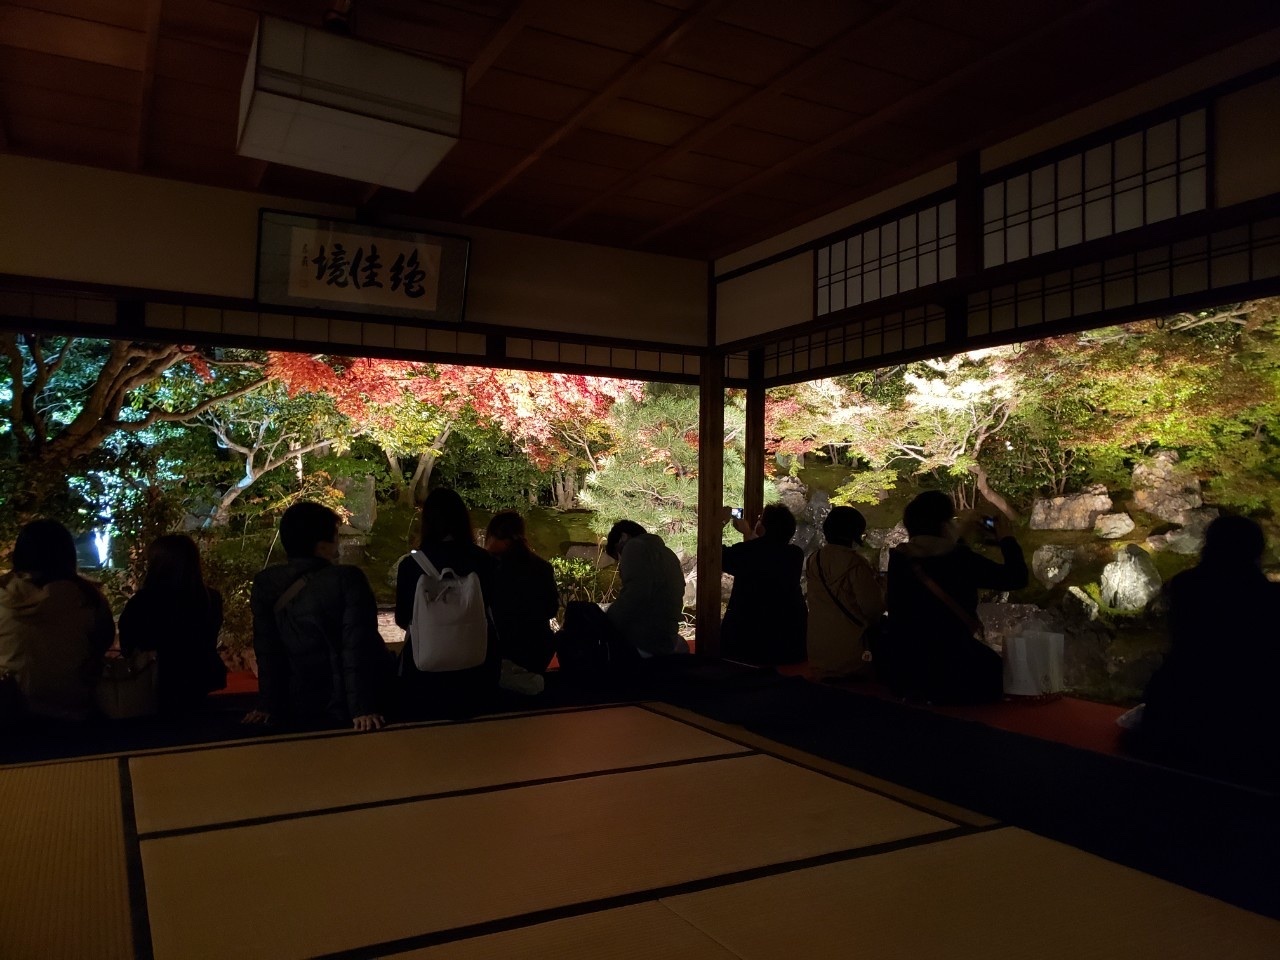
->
[3,0,1278,260]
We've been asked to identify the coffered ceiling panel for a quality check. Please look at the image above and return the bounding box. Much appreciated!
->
[1,0,1275,260]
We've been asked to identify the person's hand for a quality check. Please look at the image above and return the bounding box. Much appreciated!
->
[719,505,735,526]
[241,709,272,726]
[732,516,754,538]
[352,714,385,732]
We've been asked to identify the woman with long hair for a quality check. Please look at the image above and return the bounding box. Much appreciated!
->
[485,510,559,675]
[119,533,226,714]
[0,519,115,721]
[395,488,497,717]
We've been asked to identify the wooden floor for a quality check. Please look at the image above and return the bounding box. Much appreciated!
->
[2,703,1277,960]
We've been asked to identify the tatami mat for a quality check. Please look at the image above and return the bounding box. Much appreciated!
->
[0,760,133,960]
[642,702,996,827]
[141,753,952,960]
[129,705,747,834]
[388,902,740,960]
[662,827,1280,959]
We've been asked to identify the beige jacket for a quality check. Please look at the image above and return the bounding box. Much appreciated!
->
[805,545,884,679]
[0,572,115,720]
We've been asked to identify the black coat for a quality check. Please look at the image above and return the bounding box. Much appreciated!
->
[721,537,807,665]
[490,549,559,673]
[251,558,389,726]
[885,535,1027,702]
[119,586,225,712]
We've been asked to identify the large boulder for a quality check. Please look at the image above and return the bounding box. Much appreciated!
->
[1094,512,1135,539]
[1032,545,1076,587]
[336,474,378,533]
[794,488,831,557]
[774,476,808,516]
[1131,450,1202,523]
[1030,484,1112,530]
[1060,590,1113,691]
[337,531,368,565]
[1145,506,1219,555]
[1099,544,1162,611]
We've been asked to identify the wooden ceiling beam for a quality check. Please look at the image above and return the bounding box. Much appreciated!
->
[634,0,1114,247]
[459,0,731,220]
[466,0,537,92]
[549,0,926,234]
[135,0,164,171]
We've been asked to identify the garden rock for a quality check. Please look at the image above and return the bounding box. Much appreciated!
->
[683,570,732,609]
[1131,450,1202,523]
[1030,485,1112,530]
[1032,545,1076,587]
[1099,544,1162,611]
[337,532,368,565]
[794,488,831,556]
[1059,589,1112,689]
[1094,512,1135,539]
[774,476,809,516]
[877,523,909,573]
[336,474,378,533]
[1145,507,1218,555]
[976,602,1060,653]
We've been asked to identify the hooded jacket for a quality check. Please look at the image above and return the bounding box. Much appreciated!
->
[0,572,115,720]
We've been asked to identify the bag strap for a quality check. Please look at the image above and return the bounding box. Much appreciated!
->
[815,552,865,629]
[411,550,444,579]
[911,561,985,640]
[273,574,312,616]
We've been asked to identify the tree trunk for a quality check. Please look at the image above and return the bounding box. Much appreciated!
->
[551,467,576,510]
[970,462,1019,522]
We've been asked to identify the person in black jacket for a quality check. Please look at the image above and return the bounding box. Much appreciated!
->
[245,502,389,732]
[1133,515,1280,787]
[396,488,498,717]
[720,504,807,666]
[885,491,1027,703]
[119,534,226,714]
[484,511,559,675]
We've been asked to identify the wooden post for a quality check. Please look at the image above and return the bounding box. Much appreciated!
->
[695,266,724,659]
[743,347,765,524]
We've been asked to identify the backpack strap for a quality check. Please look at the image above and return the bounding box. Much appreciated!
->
[273,574,312,616]
[411,550,442,579]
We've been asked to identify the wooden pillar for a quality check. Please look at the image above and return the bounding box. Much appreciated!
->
[743,347,766,523]
[695,266,724,660]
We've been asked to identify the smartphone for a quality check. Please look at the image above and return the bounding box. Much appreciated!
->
[730,507,744,520]
[980,515,998,532]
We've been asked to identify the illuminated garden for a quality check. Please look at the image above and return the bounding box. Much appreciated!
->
[3,298,1278,704]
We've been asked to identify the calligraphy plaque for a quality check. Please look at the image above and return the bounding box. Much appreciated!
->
[256,210,469,322]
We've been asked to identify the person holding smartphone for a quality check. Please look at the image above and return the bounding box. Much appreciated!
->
[719,504,807,666]
[884,491,1027,703]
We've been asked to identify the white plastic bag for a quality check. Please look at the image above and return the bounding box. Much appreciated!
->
[1002,629,1065,696]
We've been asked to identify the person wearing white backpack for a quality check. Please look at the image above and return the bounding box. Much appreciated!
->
[395,488,498,718]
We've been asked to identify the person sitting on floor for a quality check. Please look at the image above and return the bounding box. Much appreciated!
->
[485,510,558,691]
[245,502,389,732]
[0,519,115,722]
[1131,515,1280,787]
[119,534,227,715]
[806,506,884,681]
[396,488,498,717]
[885,491,1027,703]
[720,504,807,666]
[556,519,687,673]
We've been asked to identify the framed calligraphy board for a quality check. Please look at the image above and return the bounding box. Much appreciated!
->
[256,210,470,323]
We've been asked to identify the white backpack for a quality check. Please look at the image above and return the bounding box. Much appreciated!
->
[408,550,489,672]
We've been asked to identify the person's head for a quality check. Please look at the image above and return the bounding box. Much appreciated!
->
[279,501,341,560]
[759,504,797,544]
[419,488,474,547]
[12,519,78,584]
[143,534,206,594]
[485,510,532,556]
[823,506,867,547]
[903,490,956,540]
[1199,515,1266,570]
[605,520,646,561]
